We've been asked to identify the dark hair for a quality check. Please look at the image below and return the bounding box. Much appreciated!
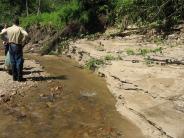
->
[13,17,19,25]
[4,23,7,28]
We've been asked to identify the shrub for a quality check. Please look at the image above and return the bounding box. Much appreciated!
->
[105,55,115,60]
[126,49,135,55]
[21,0,112,33]
[85,58,104,70]
[152,47,163,53]
[138,48,150,56]
[114,0,184,30]
[21,0,80,28]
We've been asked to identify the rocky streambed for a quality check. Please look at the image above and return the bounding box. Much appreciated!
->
[0,54,143,138]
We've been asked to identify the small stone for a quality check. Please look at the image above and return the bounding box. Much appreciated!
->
[118,95,123,99]
[46,102,52,108]
[98,72,105,77]
[47,80,52,83]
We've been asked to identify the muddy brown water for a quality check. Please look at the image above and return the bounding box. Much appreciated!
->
[0,55,143,138]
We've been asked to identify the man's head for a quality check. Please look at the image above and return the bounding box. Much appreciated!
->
[3,23,7,28]
[13,17,20,26]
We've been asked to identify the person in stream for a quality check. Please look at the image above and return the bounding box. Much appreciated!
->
[0,17,28,81]
[1,23,9,56]
[0,23,12,75]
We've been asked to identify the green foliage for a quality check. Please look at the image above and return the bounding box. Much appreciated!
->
[105,55,115,60]
[21,1,80,28]
[153,37,164,45]
[152,47,163,53]
[20,0,111,33]
[1,0,184,33]
[79,11,90,24]
[126,49,135,55]
[113,0,184,30]
[138,48,150,56]
[58,40,69,54]
[0,0,54,25]
[58,0,79,24]
[138,47,163,56]
[48,51,58,55]
[85,58,104,70]
[114,0,135,24]
[126,47,163,57]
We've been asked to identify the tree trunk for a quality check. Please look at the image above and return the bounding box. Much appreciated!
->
[37,0,41,15]
[26,0,29,16]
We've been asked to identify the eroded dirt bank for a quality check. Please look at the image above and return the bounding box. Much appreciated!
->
[0,54,143,138]
[63,31,184,138]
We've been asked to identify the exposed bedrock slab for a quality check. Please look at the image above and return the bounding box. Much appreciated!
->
[99,61,184,138]
[65,37,184,138]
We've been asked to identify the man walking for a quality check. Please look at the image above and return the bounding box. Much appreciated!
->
[0,17,28,81]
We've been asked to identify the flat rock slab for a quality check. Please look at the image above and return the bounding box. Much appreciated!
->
[67,35,184,138]
[70,38,159,59]
[99,61,184,138]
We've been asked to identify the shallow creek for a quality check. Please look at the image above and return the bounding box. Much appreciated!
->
[0,55,143,138]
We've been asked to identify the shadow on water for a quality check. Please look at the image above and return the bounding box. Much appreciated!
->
[23,70,44,75]
[24,67,35,70]
[27,75,68,81]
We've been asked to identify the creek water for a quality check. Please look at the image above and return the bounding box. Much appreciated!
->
[0,55,143,138]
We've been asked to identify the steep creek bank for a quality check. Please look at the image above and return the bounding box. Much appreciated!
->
[63,34,184,138]
[0,54,143,138]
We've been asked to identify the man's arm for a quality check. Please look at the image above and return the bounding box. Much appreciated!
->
[20,27,28,44]
[0,29,7,42]
[20,27,28,37]
[0,29,7,35]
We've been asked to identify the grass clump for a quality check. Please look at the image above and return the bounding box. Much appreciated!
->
[126,47,163,57]
[105,55,115,60]
[138,47,163,56]
[126,49,135,55]
[57,40,69,54]
[138,48,150,56]
[85,58,104,70]
[152,47,162,53]
[48,51,58,55]
[153,37,164,45]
